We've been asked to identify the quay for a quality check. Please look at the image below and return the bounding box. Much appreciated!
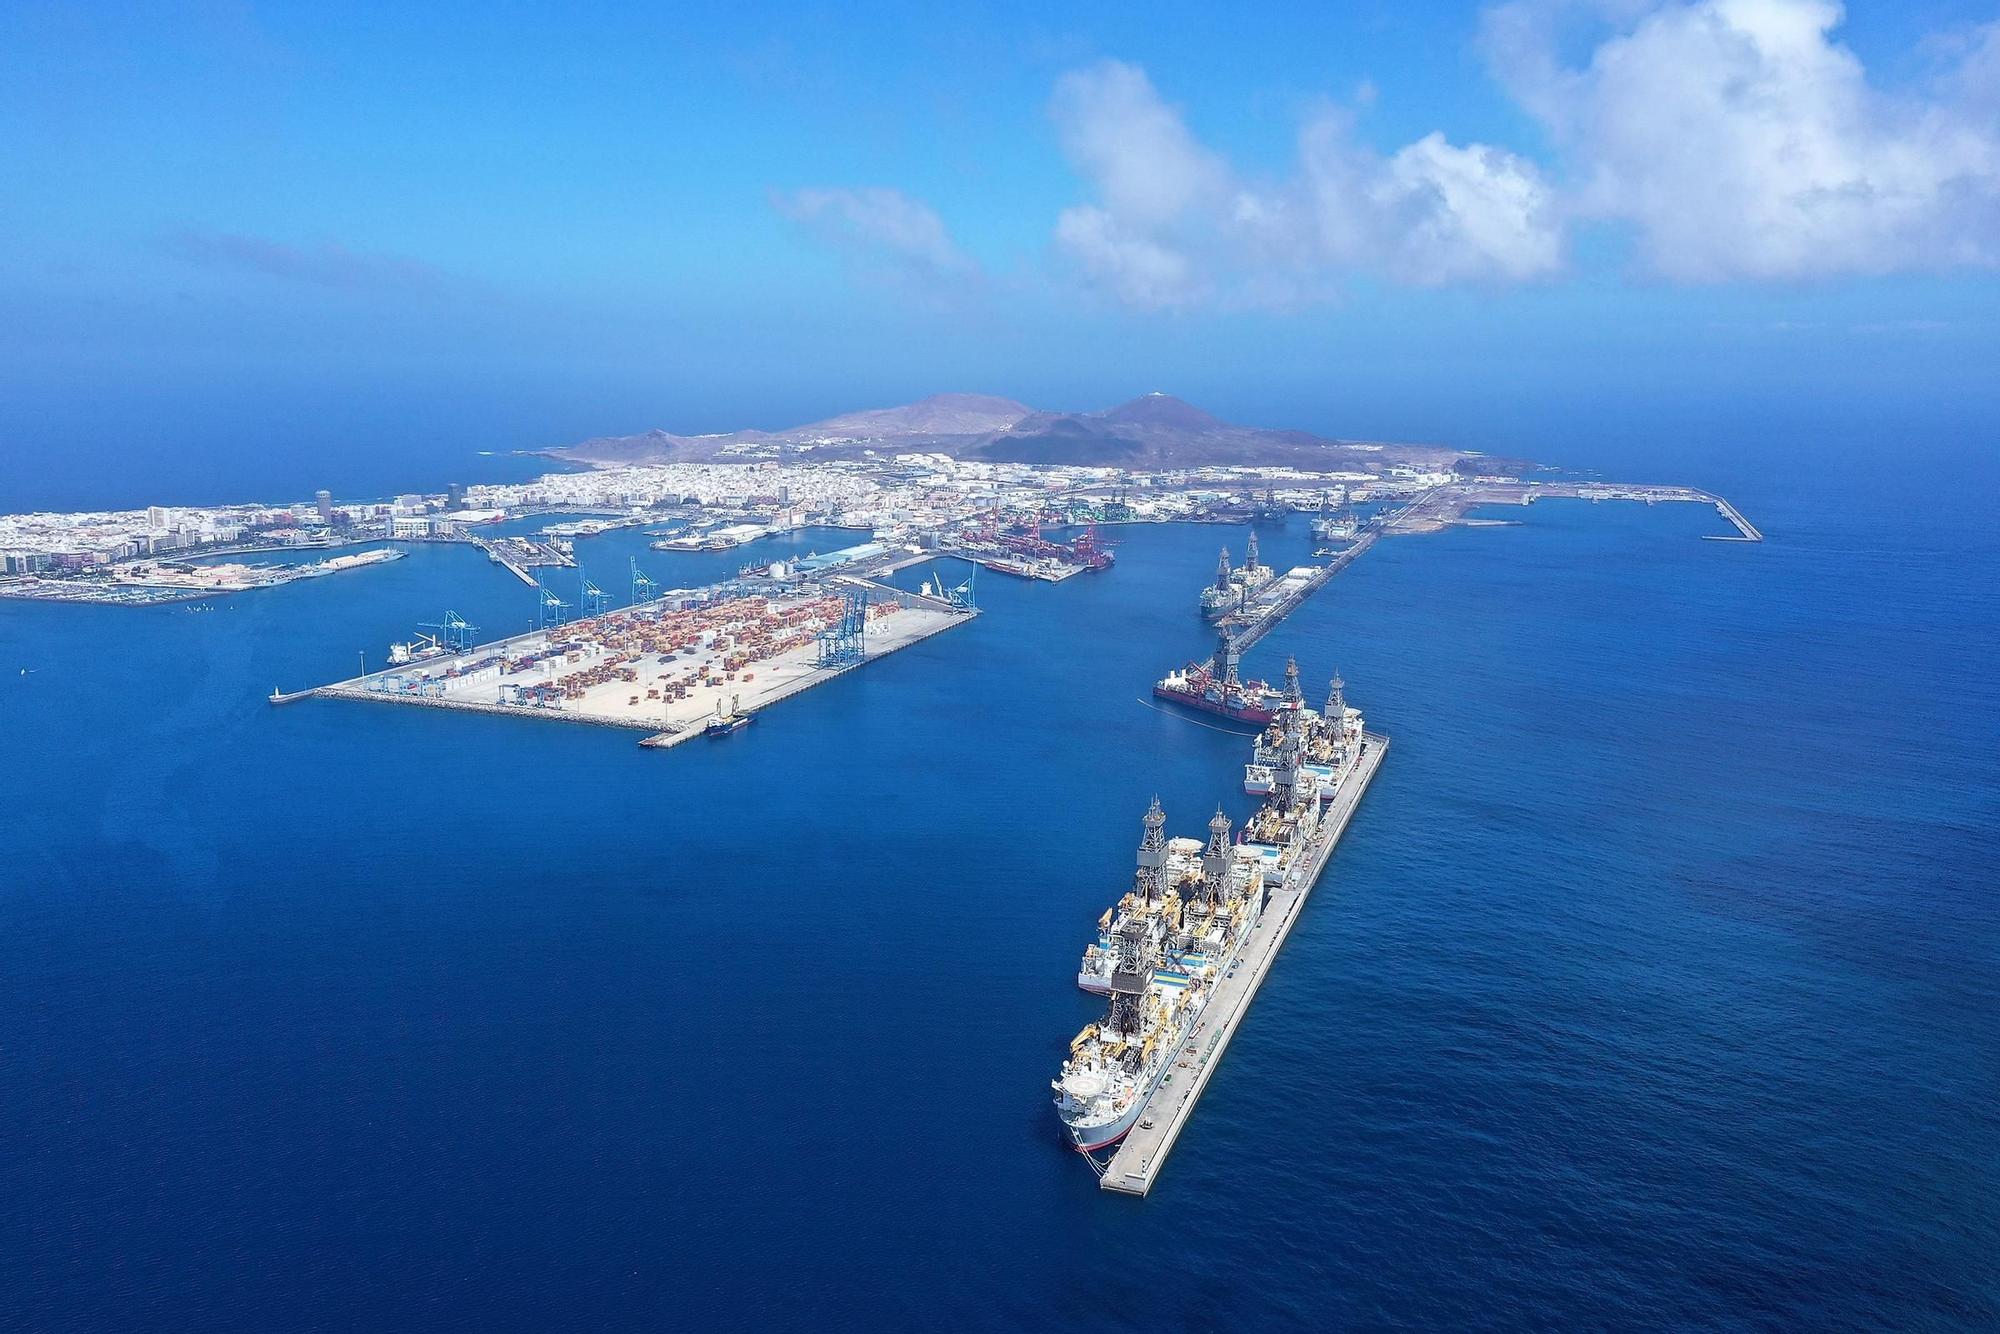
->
[1098,732,1389,1196]
[271,576,974,746]
[0,546,404,606]
[468,533,575,586]
[1387,480,1762,542]
[1220,531,1379,653]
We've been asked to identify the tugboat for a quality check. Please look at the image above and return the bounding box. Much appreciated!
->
[705,695,753,738]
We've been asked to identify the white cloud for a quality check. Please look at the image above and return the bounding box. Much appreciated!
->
[1483,0,2000,281]
[787,4,2000,306]
[1045,59,1563,309]
[776,186,976,283]
[1053,204,1202,307]
[1049,61,1232,231]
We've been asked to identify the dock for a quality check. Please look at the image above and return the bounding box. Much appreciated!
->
[1706,495,1763,542]
[271,577,974,747]
[1221,531,1378,652]
[467,533,575,586]
[1098,732,1389,1196]
[1387,480,1762,542]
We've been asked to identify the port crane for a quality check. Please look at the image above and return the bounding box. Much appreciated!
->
[578,569,612,617]
[816,584,870,667]
[922,564,976,612]
[419,609,478,653]
[630,556,660,604]
[534,571,570,630]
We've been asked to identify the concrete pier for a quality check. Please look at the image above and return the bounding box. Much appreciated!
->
[1098,732,1389,1196]
[1707,496,1764,541]
[1223,531,1378,652]
[271,577,974,746]
[1387,480,1762,542]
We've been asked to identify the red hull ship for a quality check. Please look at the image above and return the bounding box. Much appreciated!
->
[1152,633,1278,725]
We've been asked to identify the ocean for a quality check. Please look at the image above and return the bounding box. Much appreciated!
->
[2,432,1996,1331]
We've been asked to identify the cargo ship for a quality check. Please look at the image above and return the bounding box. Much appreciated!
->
[387,634,445,666]
[1198,530,1275,621]
[705,695,752,737]
[1152,632,1280,725]
[1055,799,1266,1149]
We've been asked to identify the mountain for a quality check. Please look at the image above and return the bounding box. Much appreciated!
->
[976,393,1444,469]
[1094,392,1229,432]
[549,393,1031,466]
[790,393,1034,440]
[544,391,1473,472]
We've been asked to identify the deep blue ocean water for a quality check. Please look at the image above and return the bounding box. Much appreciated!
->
[3,439,1997,1331]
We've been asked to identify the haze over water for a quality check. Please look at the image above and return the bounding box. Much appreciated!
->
[4,418,1995,1330]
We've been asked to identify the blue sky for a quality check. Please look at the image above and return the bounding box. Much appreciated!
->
[3,0,1998,492]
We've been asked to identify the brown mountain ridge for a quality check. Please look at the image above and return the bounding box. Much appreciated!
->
[546,392,1475,472]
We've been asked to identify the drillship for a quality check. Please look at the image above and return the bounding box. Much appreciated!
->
[1153,631,1282,725]
[1055,800,1266,1151]
[1243,667,1365,799]
[1311,489,1360,543]
[1233,657,1368,887]
[1198,530,1276,621]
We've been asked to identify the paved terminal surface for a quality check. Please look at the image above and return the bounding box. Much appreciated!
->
[1099,733,1389,1196]
[1386,480,1762,541]
[283,578,972,743]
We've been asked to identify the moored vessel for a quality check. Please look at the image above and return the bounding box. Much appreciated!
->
[1152,631,1279,725]
[1198,530,1275,621]
[1057,800,1266,1149]
[705,694,752,737]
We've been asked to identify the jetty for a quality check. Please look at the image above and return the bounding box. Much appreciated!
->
[1098,731,1388,1196]
[1386,480,1763,542]
[1220,531,1379,652]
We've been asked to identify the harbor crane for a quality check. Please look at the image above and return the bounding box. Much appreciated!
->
[420,609,478,653]
[579,569,612,617]
[534,571,570,631]
[816,583,870,667]
[921,564,976,612]
[630,556,660,604]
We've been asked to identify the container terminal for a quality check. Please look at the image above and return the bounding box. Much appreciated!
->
[1057,660,1386,1193]
[271,569,975,748]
